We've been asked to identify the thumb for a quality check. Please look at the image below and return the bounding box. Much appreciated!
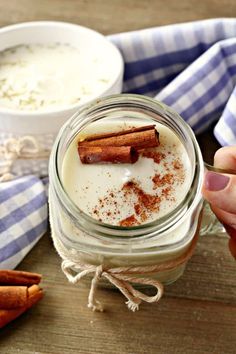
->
[202,171,236,214]
[202,171,236,259]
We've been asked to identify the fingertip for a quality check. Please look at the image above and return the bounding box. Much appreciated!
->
[214,146,236,168]
[202,172,236,214]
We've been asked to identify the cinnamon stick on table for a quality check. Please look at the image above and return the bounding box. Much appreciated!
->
[0,286,28,309]
[0,285,43,329]
[0,269,41,286]
[78,125,159,164]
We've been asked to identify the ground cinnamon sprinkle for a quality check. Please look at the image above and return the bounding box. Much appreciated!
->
[122,181,161,212]
[139,191,160,211]
[161,186,174,200]
[93,208,99,215]
[134,203,142,215]
[119,214,140,227]
[172,159,182,170]
[141,150,166,163]
[172,159,185,184]
[88,140,187,226]
[152,173,174,189]
[140,211,148,223]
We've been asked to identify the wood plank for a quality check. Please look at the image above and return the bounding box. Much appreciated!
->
[0,231,235,353]
[166,233,236,303]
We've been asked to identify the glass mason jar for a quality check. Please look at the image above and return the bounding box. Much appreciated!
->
[49,94,204,290]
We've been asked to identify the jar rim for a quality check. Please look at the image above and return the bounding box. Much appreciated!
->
[49,93,204,241]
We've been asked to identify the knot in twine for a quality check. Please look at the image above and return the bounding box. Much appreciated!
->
[0,136,50,182]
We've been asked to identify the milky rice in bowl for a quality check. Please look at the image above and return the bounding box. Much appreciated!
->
[0,21,123,177]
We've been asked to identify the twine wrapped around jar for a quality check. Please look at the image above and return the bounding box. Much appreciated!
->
[50,219,200,312]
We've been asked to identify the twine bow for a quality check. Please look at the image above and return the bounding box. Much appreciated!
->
[62,260,164,311]
[0,136,50,182]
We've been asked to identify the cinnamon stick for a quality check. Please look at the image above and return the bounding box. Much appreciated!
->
[0,270,41,286]
[78,125,159,149]
[0,286,28,309]
[78,146,139,164]
[0,285,43,329]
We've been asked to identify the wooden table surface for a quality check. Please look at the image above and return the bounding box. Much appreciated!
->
[0,1,236,353]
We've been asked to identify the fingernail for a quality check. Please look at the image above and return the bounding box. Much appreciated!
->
[204,171,230,191]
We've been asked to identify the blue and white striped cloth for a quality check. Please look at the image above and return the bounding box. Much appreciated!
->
[1,18,236,269]
[110,17,236,145]
[0,176,48,269]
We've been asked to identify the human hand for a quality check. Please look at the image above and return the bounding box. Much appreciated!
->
[202,146,236,259]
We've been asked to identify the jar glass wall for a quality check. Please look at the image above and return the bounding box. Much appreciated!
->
[49,94,204,285]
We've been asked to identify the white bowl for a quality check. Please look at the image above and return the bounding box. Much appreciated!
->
[0,21,124,176]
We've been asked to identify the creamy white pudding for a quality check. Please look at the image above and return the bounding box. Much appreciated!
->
[62,121,193,227]
[0,43,113,111]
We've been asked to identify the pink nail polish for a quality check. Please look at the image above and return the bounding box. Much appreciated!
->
[204,171,230,191]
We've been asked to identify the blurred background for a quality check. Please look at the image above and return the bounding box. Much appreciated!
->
[0,0,236,34]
